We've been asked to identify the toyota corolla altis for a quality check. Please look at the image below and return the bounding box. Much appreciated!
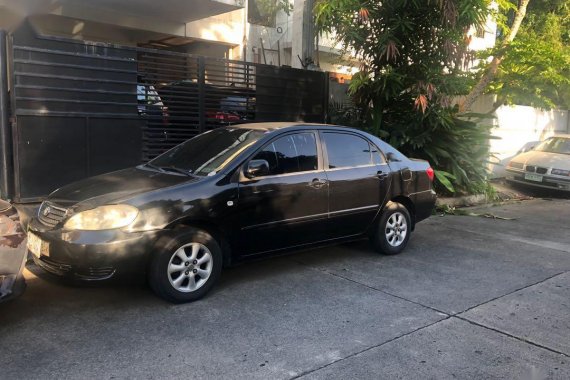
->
[28,123,436,303]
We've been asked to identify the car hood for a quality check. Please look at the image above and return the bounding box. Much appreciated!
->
[48,167,198,208]
[512,150,570,170]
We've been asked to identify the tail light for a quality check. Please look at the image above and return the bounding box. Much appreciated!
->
[426,167,434,182]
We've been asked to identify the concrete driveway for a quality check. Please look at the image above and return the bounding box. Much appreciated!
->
[1,197,569,379]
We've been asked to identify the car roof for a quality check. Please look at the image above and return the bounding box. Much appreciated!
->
[232,122,337,131]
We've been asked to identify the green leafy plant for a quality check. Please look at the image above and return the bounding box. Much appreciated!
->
[477,0,570,111]
[315,0,496,196]
[434,170,456,193]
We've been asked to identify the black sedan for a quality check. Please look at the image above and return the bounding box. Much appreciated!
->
[28,123,436,303]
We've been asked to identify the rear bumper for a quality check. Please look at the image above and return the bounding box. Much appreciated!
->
[27,218,161,281]
[505,169,570,191]
[411,189,437,224]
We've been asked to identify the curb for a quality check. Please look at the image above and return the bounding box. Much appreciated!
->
[436,194,487,208]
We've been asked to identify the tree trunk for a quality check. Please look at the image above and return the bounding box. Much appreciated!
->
[461,0,530,113]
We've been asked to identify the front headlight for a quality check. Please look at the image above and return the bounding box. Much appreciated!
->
[507,161,523,169]
[64,205,139,231]
[551,168,570,176]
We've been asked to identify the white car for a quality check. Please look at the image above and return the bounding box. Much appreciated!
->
[0,200,27,302]
[506,134,570,191]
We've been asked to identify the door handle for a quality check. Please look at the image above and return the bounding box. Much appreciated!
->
[309,178,328,189]
[377,170,389,179]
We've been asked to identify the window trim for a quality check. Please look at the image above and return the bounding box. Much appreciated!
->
[319,131,386,170]
[370,143,388,165]
[240,130,323,180]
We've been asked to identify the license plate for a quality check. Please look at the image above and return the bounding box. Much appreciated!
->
[524,173,543,182]
[27,231,49,258]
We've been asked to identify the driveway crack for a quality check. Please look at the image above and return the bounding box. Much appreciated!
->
[290,260,570,367]
[289,316,451,380]
[291,258,450,316]
[455,315,570,358]
[456,270,567,316]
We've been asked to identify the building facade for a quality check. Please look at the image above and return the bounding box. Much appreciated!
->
[0,0,345,202]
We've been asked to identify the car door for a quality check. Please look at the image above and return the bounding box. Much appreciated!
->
[321,131,391,237]
[236,131,329,255]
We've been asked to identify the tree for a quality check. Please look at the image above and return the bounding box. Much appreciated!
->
[316,0,494,194]
[461,0,530,112]
[474,0,570,111]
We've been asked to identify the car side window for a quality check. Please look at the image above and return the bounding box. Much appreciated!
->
[252,133,318,176]
[323,133,372,169]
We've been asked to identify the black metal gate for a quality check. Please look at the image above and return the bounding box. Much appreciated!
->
[0,31,12,201]
[5,21,328,202]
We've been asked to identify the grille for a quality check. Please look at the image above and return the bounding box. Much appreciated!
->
[536,167,548,174]
[525,165,536,173]
[35,255,115,280]
[38,201,68,228]
[37,256,72,275]
[75,267,116,281]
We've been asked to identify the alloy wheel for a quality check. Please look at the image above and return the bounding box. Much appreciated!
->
[385,212,408,247]
[167,242,213,292]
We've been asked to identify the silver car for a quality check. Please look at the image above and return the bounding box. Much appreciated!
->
[0,200,27,302]
[506,135,570,191]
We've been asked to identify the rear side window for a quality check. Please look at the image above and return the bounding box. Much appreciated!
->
[252,133,318,176]
[323,133,372,169]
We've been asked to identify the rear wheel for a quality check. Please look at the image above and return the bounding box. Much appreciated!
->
[148,228,222,303]
[371,202,411,255]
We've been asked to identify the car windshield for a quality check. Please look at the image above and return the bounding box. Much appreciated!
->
[533,137,570,155]
[149,128,266,176]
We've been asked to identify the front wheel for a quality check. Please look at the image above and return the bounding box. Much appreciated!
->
[148,228,222,303]
[371,202,412,255]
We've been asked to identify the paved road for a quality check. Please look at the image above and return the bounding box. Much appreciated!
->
[1,198,569,379]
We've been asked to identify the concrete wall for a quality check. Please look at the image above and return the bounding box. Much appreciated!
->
[185,9,244,48]
[185,1,351,71]
[489,105,570,177]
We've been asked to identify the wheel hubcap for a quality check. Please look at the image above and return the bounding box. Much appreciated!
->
[167,242,213,292]
[385,212,407,247]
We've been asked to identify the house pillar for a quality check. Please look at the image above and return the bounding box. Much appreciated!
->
[291,0,314,69]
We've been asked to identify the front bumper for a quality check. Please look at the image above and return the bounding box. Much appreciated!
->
[27,217,161,281]
[505,168,570,191]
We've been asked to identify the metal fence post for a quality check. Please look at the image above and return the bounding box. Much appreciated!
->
[323,71,330,123]
[0,30,14,200]
[198,57,205,133]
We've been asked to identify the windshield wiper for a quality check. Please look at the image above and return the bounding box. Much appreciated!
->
[159,166,194,177]
[145,162,166,173]
[145,163,193,176]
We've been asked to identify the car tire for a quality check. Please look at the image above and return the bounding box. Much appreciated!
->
[371,202,412,255]
[148,228,223,303]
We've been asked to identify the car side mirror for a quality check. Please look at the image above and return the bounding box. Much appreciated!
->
[386,152,400,163]
[246,159,270,178]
